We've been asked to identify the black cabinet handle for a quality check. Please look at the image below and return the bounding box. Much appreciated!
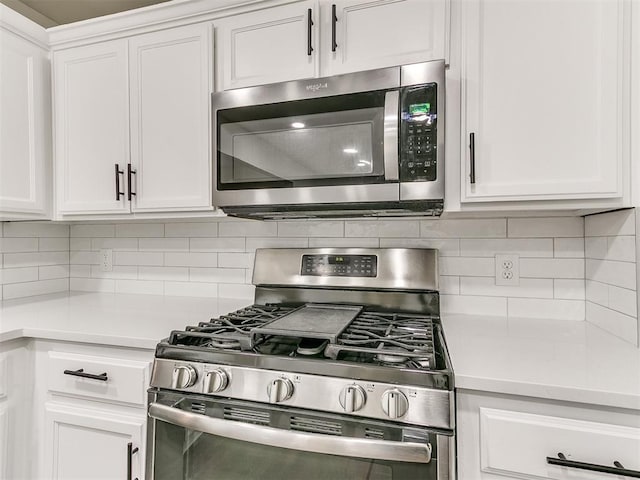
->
[331,4,337,52]
[127,442,139,480]
[127,164,137,201]
[307,8,314,56]
[469,132,476,184]
[547,453,640,478]
[63,368,108,382]
[115,164,124,200]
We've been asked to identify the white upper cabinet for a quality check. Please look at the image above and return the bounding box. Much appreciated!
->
[320,0,447,76]
[129,23,212,212]
[0,8,51,219]
[53,23,213,218]
[54,40,130,215]
[216,0,448,90]
[460,0,629,204]
[216,0,319,90]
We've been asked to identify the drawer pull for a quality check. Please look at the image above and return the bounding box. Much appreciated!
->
[63,368,108,382]
[547,452,640,478]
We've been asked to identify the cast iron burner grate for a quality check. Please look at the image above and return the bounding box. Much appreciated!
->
[323,312,436,369]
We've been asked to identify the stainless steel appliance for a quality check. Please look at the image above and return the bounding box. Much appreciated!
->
[212,60,445,219]
[146,248,455,479]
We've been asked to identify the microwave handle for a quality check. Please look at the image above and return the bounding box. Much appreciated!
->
[149,402,432,464]
[383,90,399,181]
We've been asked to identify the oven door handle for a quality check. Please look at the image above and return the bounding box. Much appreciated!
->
[383,90,399,182]
[148,402,432,464]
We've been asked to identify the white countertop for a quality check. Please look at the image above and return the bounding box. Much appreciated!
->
[1,293,639,411]
[442,314,640,411]
[0,292,248,350]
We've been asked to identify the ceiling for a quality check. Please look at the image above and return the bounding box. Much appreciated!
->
[1,0,171,28]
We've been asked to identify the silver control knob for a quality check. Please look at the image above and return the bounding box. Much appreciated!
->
[171,365,197,389]
[339,384,367,413]
[204,369,229,393]
[267,378,294,403]
[381,389,409,419]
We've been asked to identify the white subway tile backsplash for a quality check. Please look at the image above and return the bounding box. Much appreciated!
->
[0,238,39,253]
[309,237,380,248]
[90,266,138,280]
[70,238,91,251]
[554,279,586,300]
[70,251,99,265]
[421,218,506,238]
[39,238,69,252]
[3,252,69,268]
[70,265,91,278]
[4,222,68,238]
[553,238,584,258]
[218,283,255,300]
[165,252,218,268]
[520,258,584,279]
[440,294,508,316]
[219,220,277,237]
[439,276,460,294]
[585,280,609,307]
[39,265,70,280]
[0,267,38,284]
[439,257,494,277]
[115,223,164,238]
[508,298,585,321]
[139,266,189,281]
[218,253,254,269]
[70,277,115,293]
[585,209,635,237]
[115,279,164,295]
[586,302,638,346]
[585,237,607,259]
[245,237,309,251]
[606,236,636,262]
[379,238,459,256]
[586,259,636,290]
[71,224,115,238]
[2,278,68,299]
[460,277,553,298]
[164,281,218,298]
[278,221,343,237]
[508,217,583,238]
[190,237,246,252]
[190,268,246,284]
[459,238,553,257]
[345,220,419,238]
[114,251,164,266]
[139,238,189,252]
[91,238,138,251]
[165,222,218,237]
[608,285,637,317]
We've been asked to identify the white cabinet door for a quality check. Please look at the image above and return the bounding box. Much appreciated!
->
[461,0,628,203]
[0,29,50,218]
[45,404,145,480]
[321,0,447,76]
[129,23,212,212]
[216,0,319,90]
[54,40,130,215]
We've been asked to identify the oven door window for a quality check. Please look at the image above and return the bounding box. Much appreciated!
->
[216,91,389,190]
[154,423,435,480]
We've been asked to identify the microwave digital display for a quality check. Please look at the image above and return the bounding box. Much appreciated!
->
[409,103,430,116]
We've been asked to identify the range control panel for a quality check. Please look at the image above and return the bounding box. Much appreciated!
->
[301,254,378,277]
[400,83,438,182]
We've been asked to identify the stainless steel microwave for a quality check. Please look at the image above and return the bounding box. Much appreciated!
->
[212,60,445,219]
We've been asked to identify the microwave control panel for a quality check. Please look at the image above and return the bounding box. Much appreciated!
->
[400,84,438,182]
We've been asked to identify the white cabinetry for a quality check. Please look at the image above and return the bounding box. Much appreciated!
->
[216,0,448,90]
[460,0,630,205]
[53,22,212,217]
[34,342,153,480]
[0,6,51,220]
[457,390,640,479]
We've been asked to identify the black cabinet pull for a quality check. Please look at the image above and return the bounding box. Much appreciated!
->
[63,368,108,382]
[547,453,640,478]
[307,8,314,56]
[127,442,139,480]
[115,164,124,200]
[331,4,337,52]
[127,164,137,201]
[469,132,476,184]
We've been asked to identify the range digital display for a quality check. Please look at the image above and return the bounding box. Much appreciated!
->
[301,254,377,277]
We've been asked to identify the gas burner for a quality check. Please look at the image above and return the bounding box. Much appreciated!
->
[205,339,241,350]
[376,347,410,364]
[297,338,329,356]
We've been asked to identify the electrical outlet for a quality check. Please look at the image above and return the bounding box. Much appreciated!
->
[495,254,519,286]
[100,248,113,272]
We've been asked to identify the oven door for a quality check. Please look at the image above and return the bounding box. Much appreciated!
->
[147,393,447,480]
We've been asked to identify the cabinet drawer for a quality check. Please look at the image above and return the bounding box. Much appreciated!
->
[47,352,150,406]
[480,408,640,479]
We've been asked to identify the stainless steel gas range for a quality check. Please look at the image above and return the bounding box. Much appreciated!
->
[146,248,455,480]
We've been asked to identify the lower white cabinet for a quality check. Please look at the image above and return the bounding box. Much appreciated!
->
[45,404,145,480]
[457,389,640,480]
